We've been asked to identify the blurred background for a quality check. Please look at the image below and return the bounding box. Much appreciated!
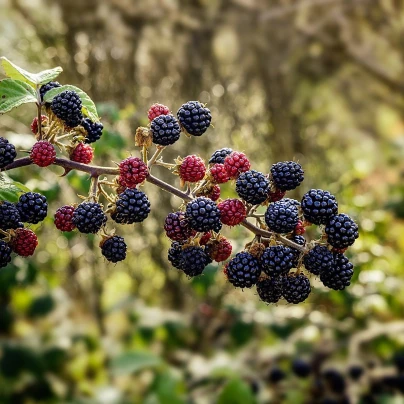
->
[1,0,404,403]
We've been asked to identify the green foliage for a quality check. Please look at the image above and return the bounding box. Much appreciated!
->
[111,351,162,375]
[0,173,30,202]
[0,78,37,113]
[217,378,256,404]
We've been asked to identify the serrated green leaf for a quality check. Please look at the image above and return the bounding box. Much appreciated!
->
[0,174,30,202]
[0,79,37,114]
[217,379,256,404]
[1,57,63,86]
[111,351,162,375]
[43,85,100,122]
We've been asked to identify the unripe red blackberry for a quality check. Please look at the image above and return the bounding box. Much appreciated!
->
[294,220,306,235]
[82,118,104,144]
[217,199,246,226]
[320,253,354,290]
[111,188,151,224]
[206,236,232,262]
[150,114,181,146]
[118,157,149,188]
[181,246,211,277]
[257,277,283,304]
[30,141,56,167]
[199,232,212,246]
[16,192,48,224]
[11,228,38,257]
[303,245,334,276]
[164,211,196,241]
[147,103,170,121]
[267,189,286,203]
[209,148,233,165]
[265,199,300,234]
[185,197,222,233]
[0,137,17,169]
[179,155,206,183]
[236,170,270,205]
[54,205,76,232]
[282,273,311,304]
[301,189,338,225]
[0,240,12,268]
[224,151,251,179]
[30,115,48,135]
[72,202,107,234]
[270,161,304,191]
[101,236,127,263]
[177,101,211,136]
[325,214,359,249]
[51,90,83,128]
[69,142,94,164]
[0,201,21,231]
[261,245,296,277]
[224,251,261,288]
[209,164,229,184]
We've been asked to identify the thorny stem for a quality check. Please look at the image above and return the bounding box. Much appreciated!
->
[1,157,308,253]
[89,176,99,202]
[36,86,43,140]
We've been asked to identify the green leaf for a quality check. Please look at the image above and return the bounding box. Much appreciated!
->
[111,351,162,376]
[1,57,63,86]
[43,85,100,121]
[0,174,30,202]
[0,79,37,114]
[217,379,256,404]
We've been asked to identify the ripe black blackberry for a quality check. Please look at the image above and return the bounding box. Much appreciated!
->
[168,242,184,270]
[208,148,233,164]
[270,161,304,191]
[236,170,270,205]
[16,192,48,224]
[301,189,338,225]
[72,202,107,234]
[261,245,295,277]
[185,197,222,233]
[181,246,211,277]
[224,251,261,288]
[325,213,359,249]
[257,277,283,303]
[282,273,311,304]
[0,202,21,231]
[268,368,286,383]
[177,101,212,136]
[292,359,311,378]
[265,199,299,234]
[164,211,195,241]
[111,188,151,224]
[323,369,346,393]
[348,365,364,381]
[303,245,334,276]
[39,81,61,101]
[150,114,181,146]
[0,240,12,268]
[51,90,83,128]
[81,118,104,143]
[0,137,17,169]
[320,253,353,290]
[101,236,127,263]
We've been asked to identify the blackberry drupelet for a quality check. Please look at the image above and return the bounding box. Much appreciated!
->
[101,236,127,263]
[111,188,151,224]
[261,245,295,277]
[270,161,304,191]
[164,211,195,241]
[301,189,338,225]
[268,368,286,383]
[72,202,107,234]
[303,245,334,276]
[0,202,21,231]
[177,101,211,136]
[185,197,222,233]
[325,213,359,248]
[51,90,83,128]
[82,118,104,143]
[39,81,61,101]
[181,246,211,277]
[282,273,311,303]
[236,170,270,205]
[150,114,181,146]
[292,359,311,378]
[257,277,283,303]
[320,253,354,290]
[208,148,233,164]
[168,241,184,270]
[224,251,261,288]
[0,137,17,169]
[16,192,48,224]
[265,199,300,233]
[0,240,12,268]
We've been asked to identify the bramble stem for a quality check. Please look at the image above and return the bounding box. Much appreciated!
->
[147,146,166,169]
[36,86,43,140]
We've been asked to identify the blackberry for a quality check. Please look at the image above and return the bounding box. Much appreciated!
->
[393,353,404,374]
[208,148,233,164]
[82,118,104,143]
[168,241,184,270]
[224,251,261,288]
[164,211,195,241]
[51,90,83,128]
[0,137,17,169]
[0,202,21,231]
[16,192,48,224]
[72,202,107,234]
[181,246,211,277]
[320,253,353,290]
[348,365,364,381]
[292,359,311,378]
[270,161,304,191]
[257,277,283,303]
[301,189,338,225]
[205,236,232,262]
[261,245,295,277]
[265,199,299,234]
[101,236,127,263]
[325,213,359,248]
[111,188,151,224]
[39,81,61,101]
[303,245,334,276]
[0,240,12,268]
[323,369,346,393]
[268,368,286,384]
[185,197,222,233]
[177,101,211,136]
[290,235,306,266]
[236,170,270,205]
[11,228,38,257]
[150,114,181,146]
[282,273,311,303]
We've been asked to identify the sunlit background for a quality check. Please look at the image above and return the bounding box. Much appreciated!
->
[1,0,404,403]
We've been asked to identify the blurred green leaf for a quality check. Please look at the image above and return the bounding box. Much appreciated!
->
[0,78,37,114]
[27,295,55,318]
[217,378,256,404]
[111,351,162,375]
[0,173,30,202]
